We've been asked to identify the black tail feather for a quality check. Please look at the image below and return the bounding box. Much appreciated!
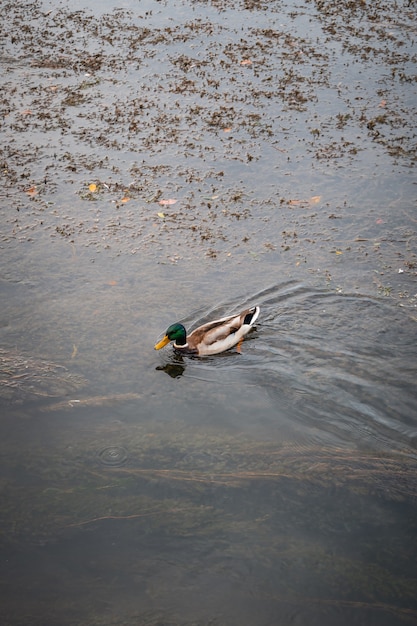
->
[243,307,258,325]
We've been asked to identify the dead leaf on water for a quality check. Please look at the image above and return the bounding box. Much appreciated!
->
[89,183,97,192]
[71,344,78,359]
[289,196,321,207]
[25,186,37,197]
[240,59,252,66]
[159,199,177,206]
[310,195,321,204]
[121,196,130,203]
[157,212,165,219]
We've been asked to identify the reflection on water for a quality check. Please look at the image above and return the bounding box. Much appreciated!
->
[156,354,186,378]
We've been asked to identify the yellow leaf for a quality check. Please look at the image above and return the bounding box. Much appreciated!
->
[89,183,97,192]
[157,212,165,219]
[335,250,343,255]
[121,196,130,203]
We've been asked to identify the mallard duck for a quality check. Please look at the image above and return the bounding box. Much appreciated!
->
[154,306,260,356]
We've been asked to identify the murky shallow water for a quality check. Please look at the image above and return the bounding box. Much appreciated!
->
[1,0,417,624]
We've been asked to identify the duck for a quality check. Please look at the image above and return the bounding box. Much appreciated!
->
[154,306,260,356]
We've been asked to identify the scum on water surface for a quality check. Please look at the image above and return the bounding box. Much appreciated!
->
[0,0,416,303]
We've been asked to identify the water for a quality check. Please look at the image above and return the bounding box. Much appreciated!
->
[1,0,417,624]
[1,268,416,625]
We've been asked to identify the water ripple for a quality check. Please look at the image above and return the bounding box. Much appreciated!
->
[173,283,417,455]
[98,446,128,467]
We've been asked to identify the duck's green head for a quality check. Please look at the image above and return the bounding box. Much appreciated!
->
[154,323,187,349]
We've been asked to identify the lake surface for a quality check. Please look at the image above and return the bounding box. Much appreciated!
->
[1,0,417,624]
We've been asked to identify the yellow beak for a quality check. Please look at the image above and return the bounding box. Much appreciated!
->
[154,335,171,350]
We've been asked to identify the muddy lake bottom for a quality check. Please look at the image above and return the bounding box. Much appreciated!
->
[1,0,417,624]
